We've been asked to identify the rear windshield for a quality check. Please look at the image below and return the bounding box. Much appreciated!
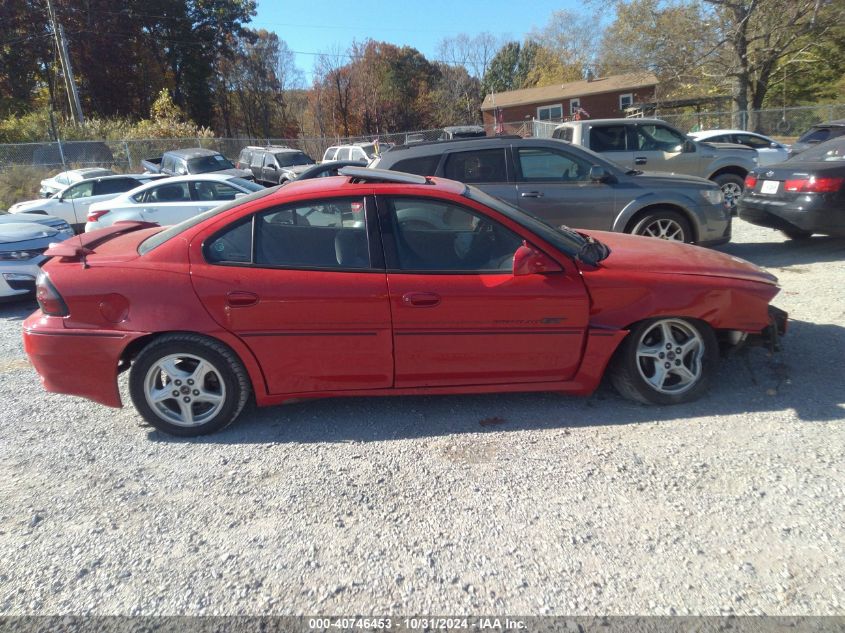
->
[187,154,235,173]
[276,152,315,167]
[793,138,845,162]
[138,186,278,255]
[797,127,835,143]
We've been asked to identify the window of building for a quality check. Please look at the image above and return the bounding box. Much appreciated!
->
[537,104,563,121]
[569,98,581,115]
[619,93,634,110]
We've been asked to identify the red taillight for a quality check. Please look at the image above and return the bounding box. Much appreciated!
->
[744,174,758,189]
[784,176,844,193]
[35,271,69,316]
[87,209,109,222]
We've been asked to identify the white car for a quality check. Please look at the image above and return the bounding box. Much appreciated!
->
[85,174,264,232]
[10,174,163,233]
[39,167,114,198]
[689,130,790,166]
[0,220,72,300]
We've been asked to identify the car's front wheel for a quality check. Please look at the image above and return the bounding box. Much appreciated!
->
[630,209,692,243]
[129,334,251,436]
[610,318,718,405]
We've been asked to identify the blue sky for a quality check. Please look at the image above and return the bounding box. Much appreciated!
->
[252,0,582,84]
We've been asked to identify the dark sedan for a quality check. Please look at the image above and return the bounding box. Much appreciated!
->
[738,137,845,239]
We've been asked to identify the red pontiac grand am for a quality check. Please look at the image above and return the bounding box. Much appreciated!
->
[23,168,787,436]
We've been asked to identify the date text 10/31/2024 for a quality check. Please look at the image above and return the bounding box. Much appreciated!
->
[308,618,527,630]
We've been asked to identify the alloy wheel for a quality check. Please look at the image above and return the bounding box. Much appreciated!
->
[637,218,686,241]
[635,319,705,395]
[144,353,227,427]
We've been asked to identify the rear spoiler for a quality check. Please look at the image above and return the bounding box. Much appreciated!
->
[45,221,159,259]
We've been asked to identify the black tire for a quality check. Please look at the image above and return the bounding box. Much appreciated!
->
[712,173,745,211]
[781,227,813,240]
[610,317,719,405]
[129,334,251,436]
[630,208,693,243]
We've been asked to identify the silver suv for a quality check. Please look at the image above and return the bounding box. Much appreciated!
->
[371,136,731,246]
[553,118,757,209]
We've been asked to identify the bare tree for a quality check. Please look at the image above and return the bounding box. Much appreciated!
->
[436,32,503,78]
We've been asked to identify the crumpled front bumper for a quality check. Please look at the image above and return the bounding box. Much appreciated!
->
[745,305,788,351]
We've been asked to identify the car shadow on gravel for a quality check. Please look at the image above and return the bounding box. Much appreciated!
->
[147,319,845,445]
[0,297,36,321]
[716,235,845,268]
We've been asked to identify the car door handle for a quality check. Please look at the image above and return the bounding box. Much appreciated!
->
[520,191,544,198]
[402,292,441,307]
[226,291,259,307]
[634,157,648,165]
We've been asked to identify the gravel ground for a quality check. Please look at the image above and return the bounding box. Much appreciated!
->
[0,219,843,616]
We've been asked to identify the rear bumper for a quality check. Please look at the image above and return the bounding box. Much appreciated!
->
[738,196,845,235]
[23,312,144,407]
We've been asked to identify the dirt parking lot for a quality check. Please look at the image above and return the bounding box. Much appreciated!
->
[0,219,843,616]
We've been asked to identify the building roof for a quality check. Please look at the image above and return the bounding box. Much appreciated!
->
[480,72,658,111]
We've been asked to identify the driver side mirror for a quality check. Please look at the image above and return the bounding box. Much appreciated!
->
[682,140,697,153]
[513,242,563,277]
[770,141,780,149]
[589,166,613,183]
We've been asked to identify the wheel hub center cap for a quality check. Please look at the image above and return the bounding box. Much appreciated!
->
[180,385,191,395]
[668,352,676,360]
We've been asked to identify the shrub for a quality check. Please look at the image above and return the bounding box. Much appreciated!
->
[0,165,52,210]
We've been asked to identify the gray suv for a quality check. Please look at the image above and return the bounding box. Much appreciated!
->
[370,136,731,246]
[553,118,758,210]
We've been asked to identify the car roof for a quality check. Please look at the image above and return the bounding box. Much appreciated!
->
[691,129,766,136]
[114,173,238,196]
[555,118,669,127]
[277,172,467,198]
[166,148,220,158]
[810,119,845,128]
[382,135,521,155]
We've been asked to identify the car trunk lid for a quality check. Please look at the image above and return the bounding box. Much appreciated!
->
[44,221,161,264]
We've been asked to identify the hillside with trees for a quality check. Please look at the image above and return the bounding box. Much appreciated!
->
[1,0,843,142]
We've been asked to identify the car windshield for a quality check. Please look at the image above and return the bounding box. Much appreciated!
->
[138,186,279,255]
[463,186,587,256]
[228,177,265,191]
[276,152,315,167]
[793,138,845,162]
[187,154,235,173]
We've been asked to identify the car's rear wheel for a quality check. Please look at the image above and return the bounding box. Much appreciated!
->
[610,318,718,405]
[630,209,692,243]
[781,227,813,240]
[129,334,250,436]
[712,173,744,211]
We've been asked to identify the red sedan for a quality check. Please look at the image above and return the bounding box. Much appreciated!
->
[23,168,786,436]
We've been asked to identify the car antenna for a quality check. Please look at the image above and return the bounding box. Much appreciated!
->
[49,109,86,266]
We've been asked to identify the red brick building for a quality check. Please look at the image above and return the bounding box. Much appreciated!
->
[481,72,658,125]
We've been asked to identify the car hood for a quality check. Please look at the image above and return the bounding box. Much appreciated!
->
[0,222,59,244]
[9,198,54,212]
[581,230,777,285]
[213,168,254,179]
[628,171,715,187]
[280,164,314,175]
[0,212,65,228]
[699,141,758,155]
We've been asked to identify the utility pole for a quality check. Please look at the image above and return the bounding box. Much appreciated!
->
[45,0,84,123]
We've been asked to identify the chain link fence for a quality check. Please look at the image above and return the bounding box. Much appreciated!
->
[1,104,843,172]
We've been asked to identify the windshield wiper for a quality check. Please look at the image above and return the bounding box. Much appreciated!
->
[576,235,611,266]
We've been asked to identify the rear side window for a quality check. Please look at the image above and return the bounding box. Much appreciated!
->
[250,151,265,168]
[93,177,140,196]
[443,149,507,183]
[337,147,352,160]
[552,127,573,142]
[147,182,191,203]
[254,198,369,269]
[391,154,441,176]
[589,125,628,152]
[238,149,253,167]
[323,147,338,161]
